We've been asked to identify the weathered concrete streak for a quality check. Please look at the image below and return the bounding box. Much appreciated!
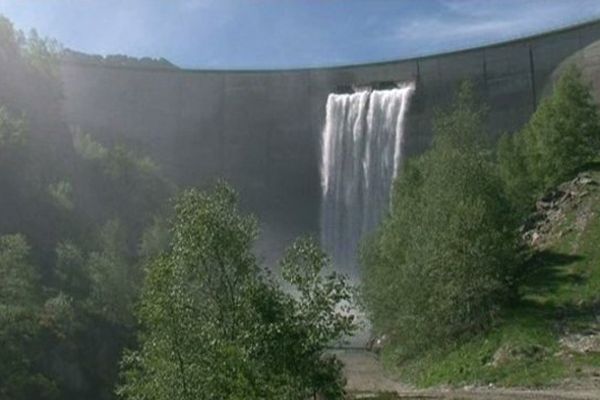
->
[59,20,600,267]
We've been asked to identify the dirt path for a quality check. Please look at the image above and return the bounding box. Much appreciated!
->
[336,349,410,393]
[336,350,600,399]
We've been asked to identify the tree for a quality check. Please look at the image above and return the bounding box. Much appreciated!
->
[0,235,58,400]
[87,219,138,326]
[54,241,89,300]
[496,131,532,215]
[0,15,177,400]
[138,216,171,261]
[118,184,355,400]
[362,82,517,356]
[0,106,26,150]
[20,28,62,79]
[0,15,20,59]
[72,130,175,258]
[498,65,600,211]
[277,238,354,399]
[0,234,38,323]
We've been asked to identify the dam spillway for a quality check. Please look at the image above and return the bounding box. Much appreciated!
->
[56,19,600,275]
[321,85,415,277]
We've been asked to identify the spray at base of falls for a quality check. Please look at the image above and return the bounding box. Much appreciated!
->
[320,83,415,279]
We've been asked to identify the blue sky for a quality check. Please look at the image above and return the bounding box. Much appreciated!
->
[1,0,600,69]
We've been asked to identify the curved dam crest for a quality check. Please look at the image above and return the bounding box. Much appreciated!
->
[59,19,600,274]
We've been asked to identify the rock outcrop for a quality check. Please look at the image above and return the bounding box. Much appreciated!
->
[521,172,597,249]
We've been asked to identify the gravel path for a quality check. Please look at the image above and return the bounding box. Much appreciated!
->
[336,350,600,400]
[336,349,410,393]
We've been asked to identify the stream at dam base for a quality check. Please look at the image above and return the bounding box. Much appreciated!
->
[320,83,415,280]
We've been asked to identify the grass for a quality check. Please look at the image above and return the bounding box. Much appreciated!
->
[381,171,600,388]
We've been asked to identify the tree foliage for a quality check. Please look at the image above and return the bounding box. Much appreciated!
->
[0,15,175,398]
[86,220,139,325]
[20,28,62,79]
[118,184,355,400]
[498,65,600,212]
[0,106,26,149]
[362,82,518,355]
[0,235,59,400]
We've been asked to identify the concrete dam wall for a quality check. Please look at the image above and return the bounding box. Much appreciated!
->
[59,19,600,269]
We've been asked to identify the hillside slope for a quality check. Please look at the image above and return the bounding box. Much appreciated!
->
[382,169,600,390]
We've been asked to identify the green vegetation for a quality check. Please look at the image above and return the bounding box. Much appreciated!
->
[0,235,59,399]
[0,13,354,400]
[0,15,174,400]
[62,49,177,69]
[383,169,600,387]
[118,184,355,400]
[498,66,600,214]
[363,67,600,389]
[362,82,518,356]
[3,8,600,398]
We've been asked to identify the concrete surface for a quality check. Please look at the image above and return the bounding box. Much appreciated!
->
[58,20,600,273]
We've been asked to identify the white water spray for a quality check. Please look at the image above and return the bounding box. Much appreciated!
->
[320,83,415,278]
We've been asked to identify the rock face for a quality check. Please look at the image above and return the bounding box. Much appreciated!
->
[560,331,600,355]
[520,171,600,383]
[521,173,597,249]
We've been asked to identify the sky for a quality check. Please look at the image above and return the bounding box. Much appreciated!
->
[0,0,600,70]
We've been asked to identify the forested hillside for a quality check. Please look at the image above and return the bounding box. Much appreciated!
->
[0,16,174,400]
[0,14,357,400]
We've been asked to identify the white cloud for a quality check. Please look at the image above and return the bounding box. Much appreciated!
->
[390,0,600,53]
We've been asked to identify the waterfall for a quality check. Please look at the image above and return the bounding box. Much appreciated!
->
[320,83,415,278]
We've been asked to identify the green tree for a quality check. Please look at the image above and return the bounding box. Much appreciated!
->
[40,292,76,339]
[0,106,26,150]
[0,107,28,192]
[87,219,138,325]
[48,180,74,211]
[54,241,89,300]
[72,129,175,258]
[362,82,517,356]
[0,15,20,58]
[20,28,62,79]
[277,238,354,399]
[498,65,600,211]
[138,216,171,261]
[0,235,58,400]
[118,184,354,400]
[0,14,177,400]
[496,131,533,215]
[0,234,38,323]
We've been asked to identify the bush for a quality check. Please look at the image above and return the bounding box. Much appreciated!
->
[362,82,517,356]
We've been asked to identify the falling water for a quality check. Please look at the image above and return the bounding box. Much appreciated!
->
[320,83,415,278]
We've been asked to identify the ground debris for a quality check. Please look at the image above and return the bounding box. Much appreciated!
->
[521,173,597,249]
[560,329,600,355]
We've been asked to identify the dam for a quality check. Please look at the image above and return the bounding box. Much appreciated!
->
[321,85,415,277]
[59,19,600,274]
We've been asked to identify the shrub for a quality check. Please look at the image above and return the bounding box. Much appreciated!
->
[362,82,517,356]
